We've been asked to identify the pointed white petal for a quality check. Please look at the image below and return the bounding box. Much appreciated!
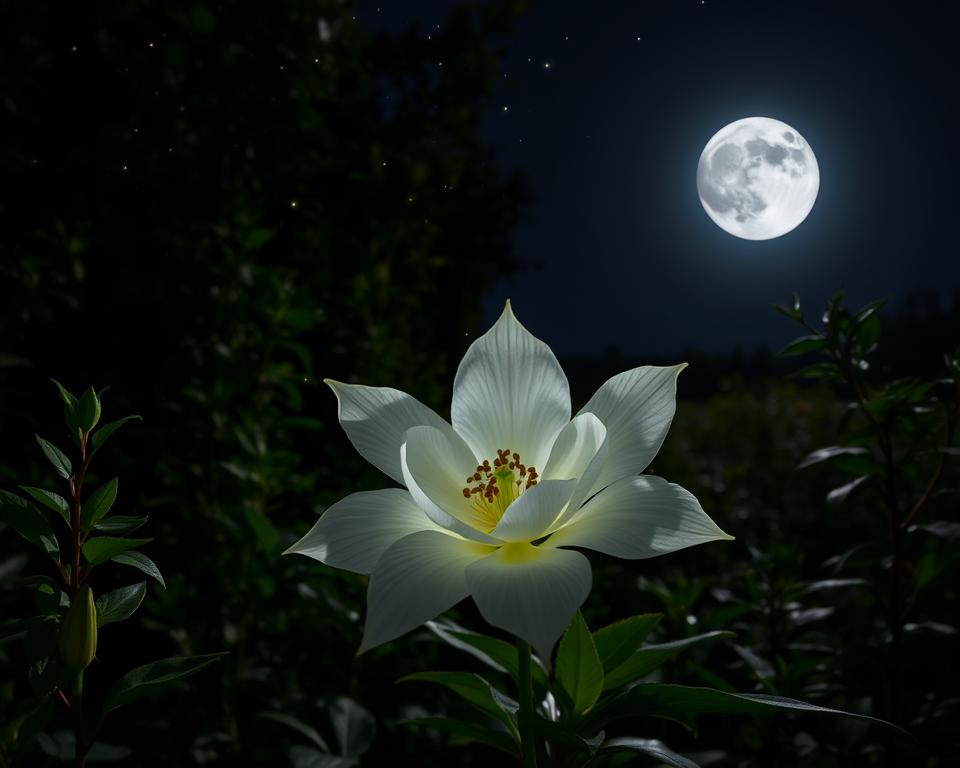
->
[577,364,686,490]
[542,413,606,481]
[544,475,734,559]
[401,426,502,544]
[359,531,494,652]
[326,379,457,485]
[452,302,570,470]
[466,543,592,662]
[284,489,443,575]
[547,430,611,535]
[491,479,576,543]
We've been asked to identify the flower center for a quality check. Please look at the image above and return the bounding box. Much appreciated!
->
[461,448,539,532]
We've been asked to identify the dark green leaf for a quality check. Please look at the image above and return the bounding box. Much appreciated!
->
[81,478,119,528]
[111,550,166,588]
[585,684,904,735]
[330,697,375,758]
[244,227,276,251]
[0,615,48,641]
[18,575,70,615]
[35,435,72,479]
[94,515,148,535]
[82,536,152,566]
[18,486,70,525]
[0,490,60,562]
[593,614,662,673]
[0,694,54,756]
[915,551,960,589]
[76,386,102,432]
[50,378,78,408]
[404,717,516,756]
[400,672,518,737]
[426,620,548,689]
[96,582,147,627]
[556,611,604,716]
[794,362,841,380]
[797,446,870,470]
[91,415,142,454]
[856,313,881,352]
[288,746,350,768]
[780,335,826,357]
[104,653,228,711]
[256,712,330,750]
[917,521,960,541]
[826,475,870,505]
[853,299,886,323]
[599,737,701,768]
[603,631,734,692]
[37,732,132,761]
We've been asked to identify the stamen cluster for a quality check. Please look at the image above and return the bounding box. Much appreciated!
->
[461,448,539,503]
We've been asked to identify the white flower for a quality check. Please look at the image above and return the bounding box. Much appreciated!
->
[287,302,733,660]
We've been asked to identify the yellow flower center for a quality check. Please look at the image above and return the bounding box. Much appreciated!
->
[461,448,539,533]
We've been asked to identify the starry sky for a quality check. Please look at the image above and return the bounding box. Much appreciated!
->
[364,0,957,356]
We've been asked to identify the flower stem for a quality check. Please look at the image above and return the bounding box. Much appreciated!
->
[516,638,537,768]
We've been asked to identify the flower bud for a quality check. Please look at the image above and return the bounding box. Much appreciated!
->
[59,584,97,671]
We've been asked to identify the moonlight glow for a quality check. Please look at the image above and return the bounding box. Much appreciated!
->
[697,117,819,240]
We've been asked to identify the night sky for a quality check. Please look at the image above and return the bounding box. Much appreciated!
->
[365,1,957,356]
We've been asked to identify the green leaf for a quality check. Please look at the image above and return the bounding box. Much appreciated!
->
[400,672,519,738]
[603,631,734,692]
[91,415,142,454]
[556,611,604,717]
[50,379,81,437]
[0,490,60,562]
[18,575,70,615]
[330,697,376,759]
[826,475,870,505]
[81,478,118,528]
[599,737,701,768]
[793,362,841,380]
[797,446,874,473]
[244,227,276,251]
[76,386,102,432]
[780,335,826,357]
[50,378,78,408]
[94,515,148,535]
[404,717,516,756]
[111,550,166,588]
[104,653,228,711]
[592,614,662,673]
[35,435,72,479]
[82,536,152,566]
[857,313,881,352]
[426,620,548,689]
[584,683,905,735]
[19,487,70,525]
[0,615,48,641]
[256,712,330,751]
[96,582,147,627]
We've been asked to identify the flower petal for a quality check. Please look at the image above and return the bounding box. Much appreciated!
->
[491,479,576,543]
[284,489,443,575]
[542,413,606,481]
[452,302,570,470]
[401,426,502,544]
[544,475,734,559]
[466,542,592,662]
[359,531,494,653]
[577,364,686,490]
[326,379,457,485]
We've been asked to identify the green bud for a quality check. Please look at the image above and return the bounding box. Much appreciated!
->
[59,584,98,671]
[76,386,102,432]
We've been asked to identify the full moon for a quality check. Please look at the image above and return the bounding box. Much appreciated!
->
[696,117,819,240]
